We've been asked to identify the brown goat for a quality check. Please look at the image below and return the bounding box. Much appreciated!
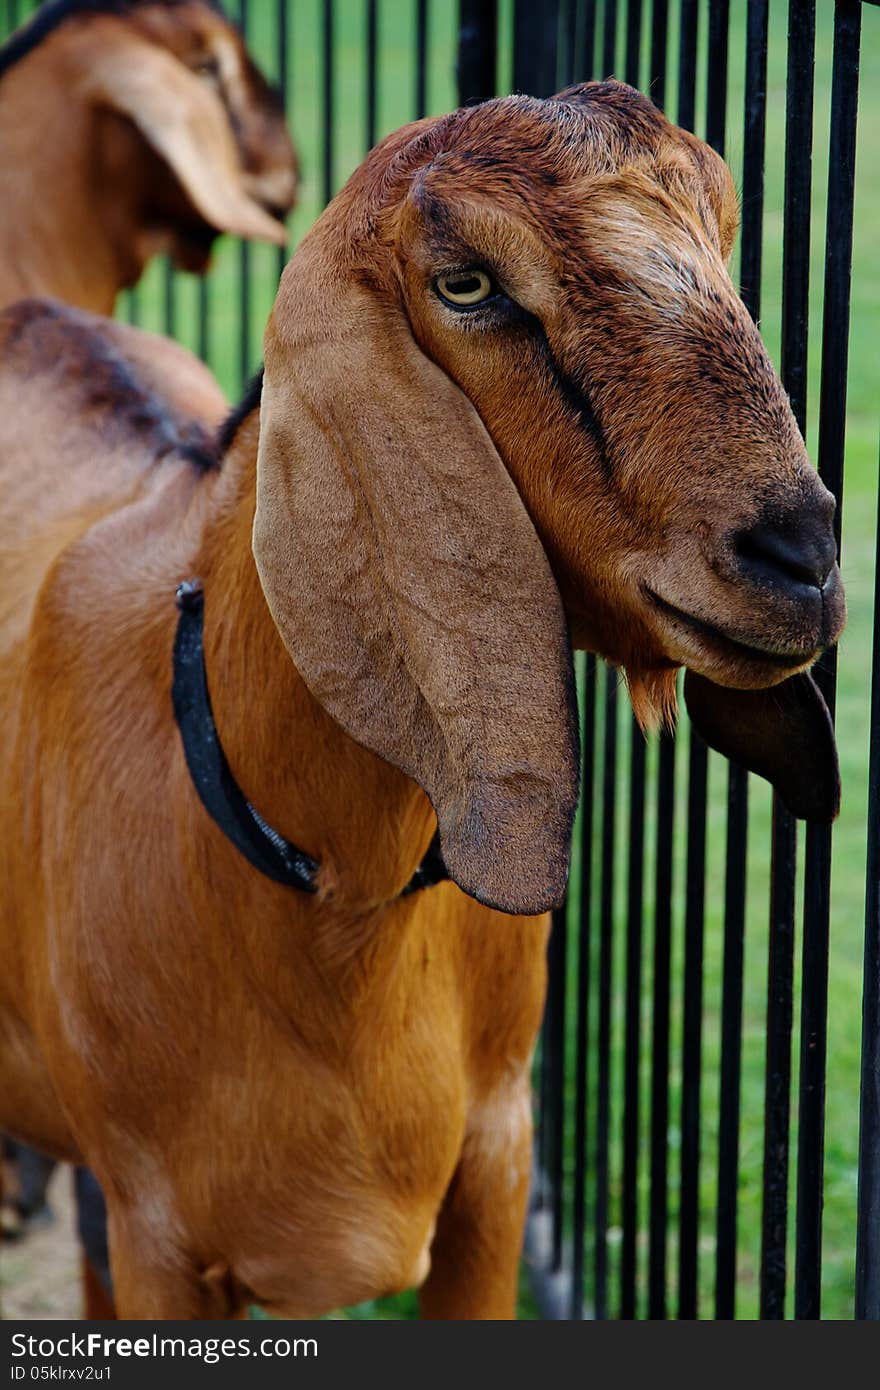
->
[0,0,297,314]
[0,83,844,1319]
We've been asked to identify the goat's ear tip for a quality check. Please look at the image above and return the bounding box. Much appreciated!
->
[683,667,841,824]
[444,851,571,917]
[437,781,577,917]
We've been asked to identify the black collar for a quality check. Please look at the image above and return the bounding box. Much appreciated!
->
[171,579,447,899]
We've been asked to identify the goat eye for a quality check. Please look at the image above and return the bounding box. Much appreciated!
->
[436,270,495,307]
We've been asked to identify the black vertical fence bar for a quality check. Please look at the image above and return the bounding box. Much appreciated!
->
[560,0,577,87]
[760,0,815,1321]
[415,0,428,117]
[648,730,674,1318]
[595,669,618,1319]
[276,0,289,283]
[677,0,698,133]
[543,904,568,1271]
[571,654,597,1318]
[676,0,728,1322]
[163,258,175,340]
[620,721,647,1318]
[623,752,648,1318]
[760,803,798,1319]
[706,0,730,152]
[779,0,815,434]
[644,0,698,1323]
[716,765,749,1316]
[513,0,560,97]
[618,0,646,1325]
[237,0,251,391]
[648,0,668,110]
[625,0,642,88]
[739,0,769,321]
[795,0,861,1320]
[856,440,880,1320]
[678,737,708,1319]
[457,0,498,105]
[582,0,597,81]
[715,0,767,1321]
[197,277,209,367]
[366,0,378,148]
[322,0,334,207]
[602,0,617,76]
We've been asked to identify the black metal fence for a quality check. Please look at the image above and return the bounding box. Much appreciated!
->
[509,0,880,1322]
[2,0,878,1321]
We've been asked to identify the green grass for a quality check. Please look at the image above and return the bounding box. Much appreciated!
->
[4,0,878,1321]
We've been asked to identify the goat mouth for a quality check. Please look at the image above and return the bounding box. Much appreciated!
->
[644,588,816,671]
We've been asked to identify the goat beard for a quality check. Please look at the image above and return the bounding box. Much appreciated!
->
[625,665,679,734]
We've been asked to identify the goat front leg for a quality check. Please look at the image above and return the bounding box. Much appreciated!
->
[420,1081,532,1320]
[106,1203,247,1320]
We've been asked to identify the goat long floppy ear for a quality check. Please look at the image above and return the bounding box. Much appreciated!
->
[83,40,285,246]
[254,234,580,915]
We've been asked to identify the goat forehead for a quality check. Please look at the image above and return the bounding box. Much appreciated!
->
[408,167,715,294]
[408,120,709,248]
[433,91,675,181]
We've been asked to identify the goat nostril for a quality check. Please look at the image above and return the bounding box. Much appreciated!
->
[734,517,837,591]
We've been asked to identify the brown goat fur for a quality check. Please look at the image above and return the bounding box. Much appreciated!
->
[0,0,298,314]
[0,84,844,1318]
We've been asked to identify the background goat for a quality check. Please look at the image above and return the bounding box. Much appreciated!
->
[0,82,844,1319]
[0,0,298,1310]
[0,0,300,1286]
[0,0,298,314]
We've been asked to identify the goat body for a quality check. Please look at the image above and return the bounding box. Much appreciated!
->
[0,299,542,1318]
[0,84,845,1319]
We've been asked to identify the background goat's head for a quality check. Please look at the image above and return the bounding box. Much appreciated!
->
[1,0,297,276]
[255,82,845,915]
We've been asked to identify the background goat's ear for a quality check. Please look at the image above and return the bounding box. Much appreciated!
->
[84,41,285,246]
[255,245,580,915]
[684,669,840,823]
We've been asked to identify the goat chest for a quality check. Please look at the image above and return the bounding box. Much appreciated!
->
[29,875,549,1315]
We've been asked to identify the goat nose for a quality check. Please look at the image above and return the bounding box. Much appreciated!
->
[733,506,838,592]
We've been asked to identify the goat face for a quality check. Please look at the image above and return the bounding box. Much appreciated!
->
[255,83,845,916]
[66,0,297,273]
[393,84,845,722]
